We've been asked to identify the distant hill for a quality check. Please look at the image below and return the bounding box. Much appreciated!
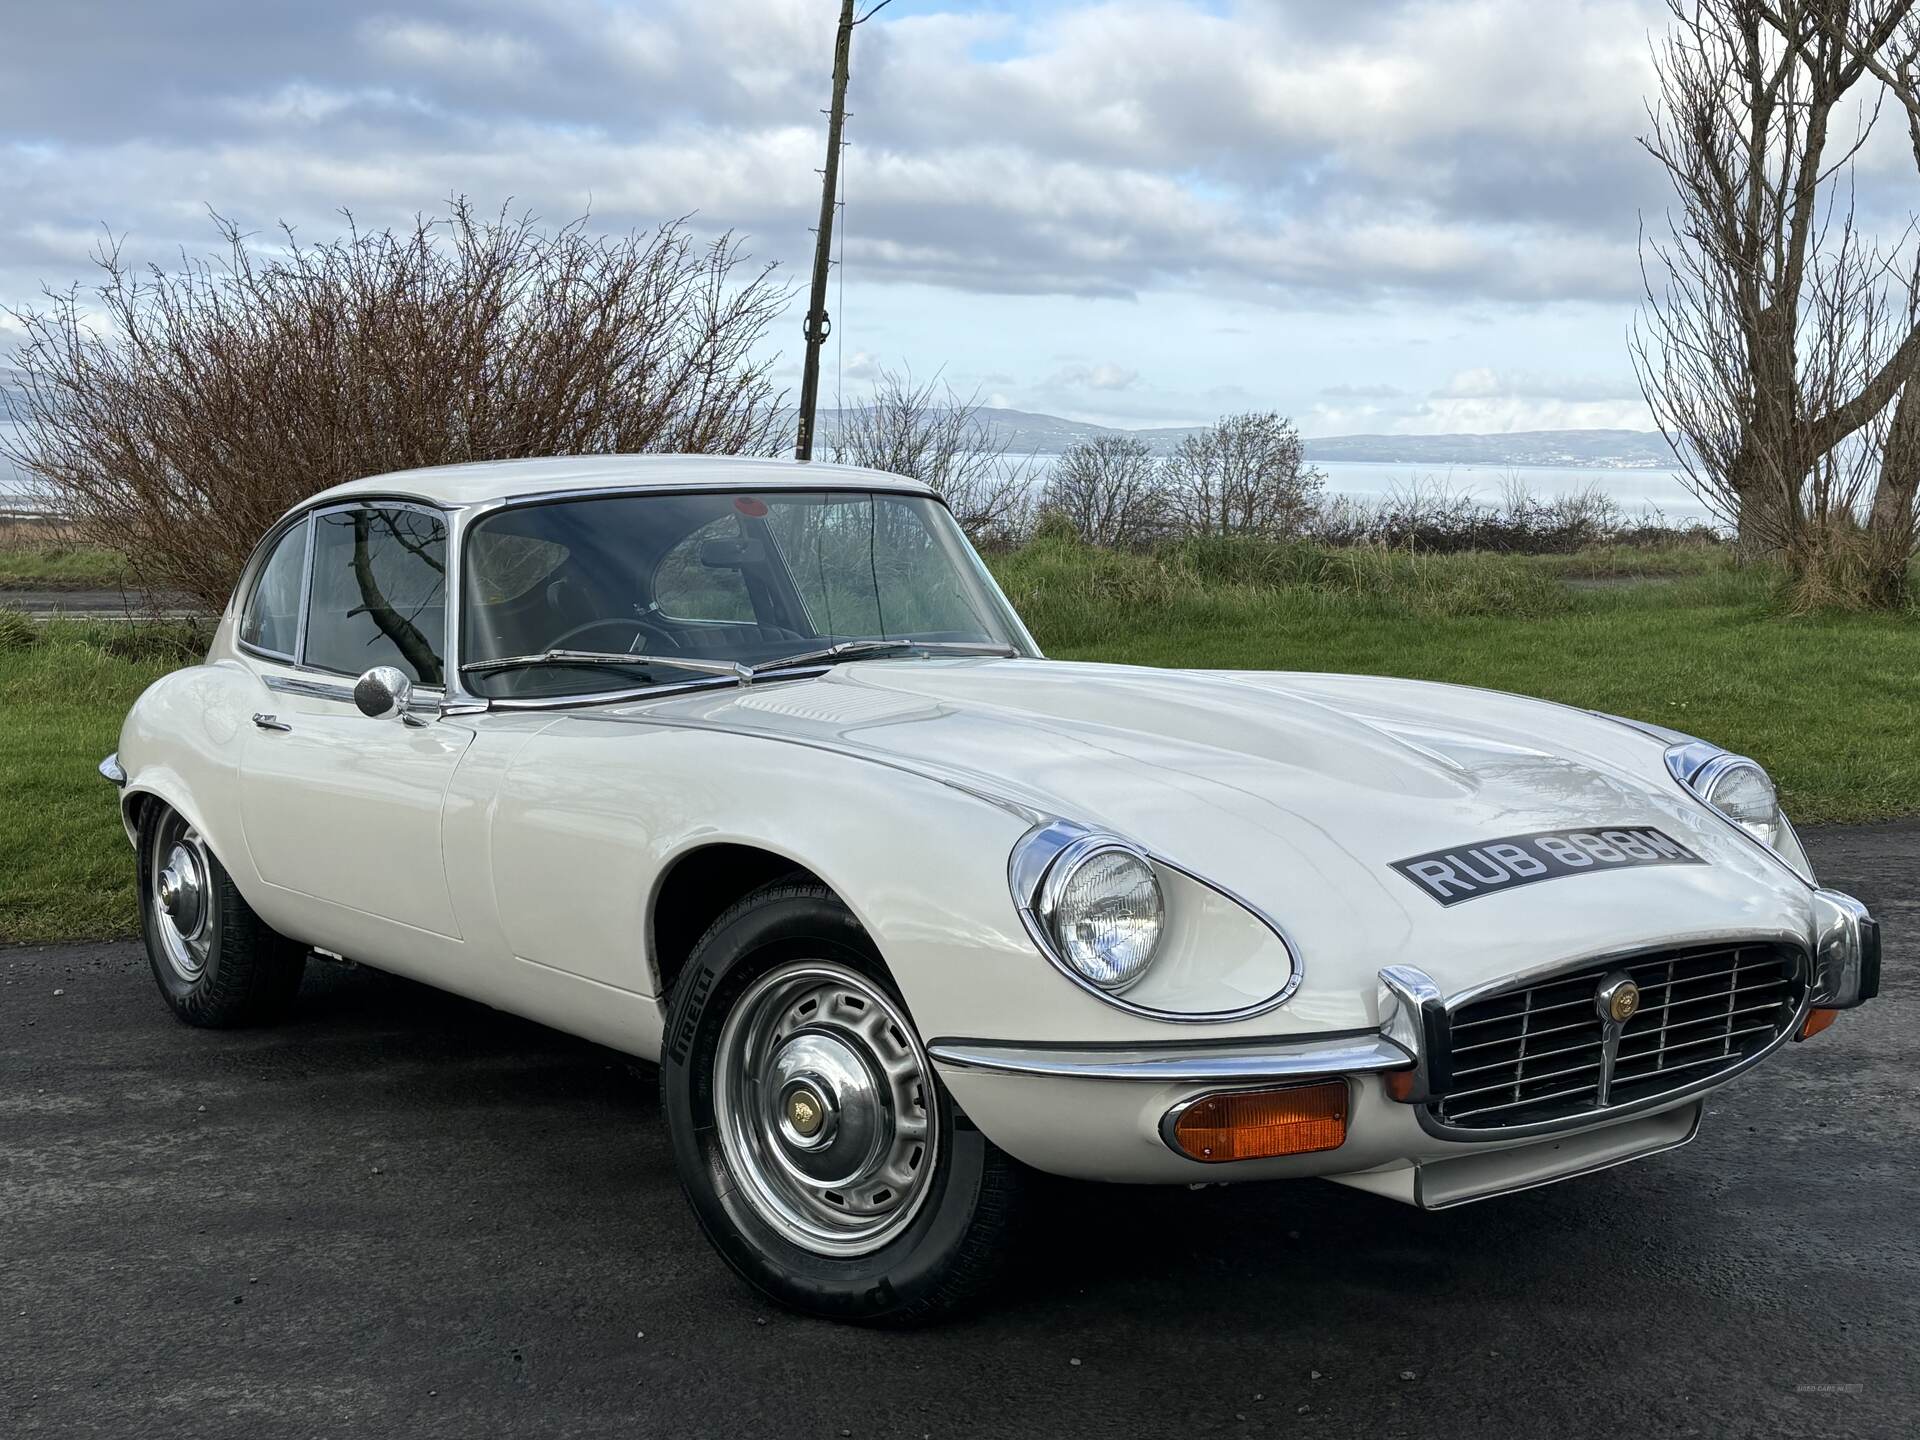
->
[810,407,1677,470]
[1302,428,1677,470]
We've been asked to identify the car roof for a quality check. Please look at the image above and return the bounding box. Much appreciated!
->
[302,454,936,510]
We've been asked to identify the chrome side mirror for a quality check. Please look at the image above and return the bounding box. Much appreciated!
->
[353,665,415,722]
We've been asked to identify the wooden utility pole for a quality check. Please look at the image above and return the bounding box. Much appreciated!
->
[794,0,859,462]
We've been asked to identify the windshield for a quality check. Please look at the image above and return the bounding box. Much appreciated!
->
[459,488,1033,698]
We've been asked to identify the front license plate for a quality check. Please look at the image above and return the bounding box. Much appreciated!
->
[1391,826,1705,906]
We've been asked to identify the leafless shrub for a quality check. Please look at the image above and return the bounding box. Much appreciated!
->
[2,200,791,609]
[1162,412,1324,539]
[1306,474,1720,554]
[1040,435,1167,548]
[826,369,1035,547]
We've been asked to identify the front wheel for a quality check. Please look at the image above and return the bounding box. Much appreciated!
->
[661,880,1024,1324]
[137,801,306,1027]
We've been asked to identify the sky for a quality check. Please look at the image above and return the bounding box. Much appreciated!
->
[1,0,1915,437]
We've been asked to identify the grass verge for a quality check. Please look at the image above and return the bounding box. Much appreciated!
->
[991,539,1920,826]
[1,620,195,944]
[3,543,1915,943]
[0,534,129,590]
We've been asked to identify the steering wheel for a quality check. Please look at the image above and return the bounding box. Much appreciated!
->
[547,616,683,654]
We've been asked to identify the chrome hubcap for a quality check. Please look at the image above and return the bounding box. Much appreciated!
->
[714,961,938,1257]
[149,813,213,982]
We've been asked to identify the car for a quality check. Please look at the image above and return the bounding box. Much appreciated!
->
[102,453,1882,1323]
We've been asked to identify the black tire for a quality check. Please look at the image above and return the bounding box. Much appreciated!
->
[136,800,306,1028]
[661,879,1024,1324]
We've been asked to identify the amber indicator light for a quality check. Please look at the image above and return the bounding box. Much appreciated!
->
[1798,1007,1840,1041]
[1171,1081,1349,1162]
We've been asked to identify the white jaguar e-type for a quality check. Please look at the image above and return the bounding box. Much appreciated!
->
[103,455,1880,1322]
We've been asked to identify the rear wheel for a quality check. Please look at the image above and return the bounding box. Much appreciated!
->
[137,802,306,1027]
[661,880,1024,1324]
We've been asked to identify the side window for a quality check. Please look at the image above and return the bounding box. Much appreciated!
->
[304,507,448,685]
[652,514,757,623]
[239,520,307,658]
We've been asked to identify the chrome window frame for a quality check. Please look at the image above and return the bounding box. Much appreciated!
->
[232,493,452,707]
[451,482,1040,712]
[235,513,315,664]
[233,478,1040,716]
[300,498,453,689]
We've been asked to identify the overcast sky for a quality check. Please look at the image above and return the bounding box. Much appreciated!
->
[1,0,1913,436]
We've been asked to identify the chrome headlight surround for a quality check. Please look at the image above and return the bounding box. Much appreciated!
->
[1665,740,1813,882]
[1008,819,1302,1020]
[1031,832,1165,994]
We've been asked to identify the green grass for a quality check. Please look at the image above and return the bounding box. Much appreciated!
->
[989,538,1920,826]
[4,541,1917,944]
[0,539,129,590]
[0,620,193,944]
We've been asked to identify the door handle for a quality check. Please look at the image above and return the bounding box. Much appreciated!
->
[252,713,292,732]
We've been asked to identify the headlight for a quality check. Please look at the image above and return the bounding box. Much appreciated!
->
[1036,839,1164,992]
[1666,742,1811,878]
[1695,756,1780,845]
[1008,819,1297,1018]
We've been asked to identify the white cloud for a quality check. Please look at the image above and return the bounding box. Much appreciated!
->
[1044,362,1141,392]
[360,20,539,77]
[0,0,1864,440]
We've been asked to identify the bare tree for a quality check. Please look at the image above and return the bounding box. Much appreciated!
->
[826,369,1035,547]
[1041,435,1167,547]
[1633,0,1920,589]
[1836,7,1920,599]
[2,201,791,609]
[1866,371,1920,601]
[1162,412,1324,539]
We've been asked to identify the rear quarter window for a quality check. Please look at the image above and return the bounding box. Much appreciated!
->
[238,520,308,657]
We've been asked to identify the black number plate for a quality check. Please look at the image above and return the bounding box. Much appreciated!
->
[1391,826,1705,906]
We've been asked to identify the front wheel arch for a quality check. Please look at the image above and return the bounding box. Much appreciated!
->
[649,841,830,999]
[659,878,1025,1322]
[134,798,306,1027]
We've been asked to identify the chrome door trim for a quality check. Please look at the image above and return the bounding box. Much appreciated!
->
[262,671,446,714]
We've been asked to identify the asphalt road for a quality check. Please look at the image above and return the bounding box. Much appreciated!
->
[4,825,1915,1440]
[0,587,199,620]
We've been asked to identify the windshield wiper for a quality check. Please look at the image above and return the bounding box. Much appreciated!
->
[749,640,1020,675]
[464,641,1018,688]
[462,650,754,682]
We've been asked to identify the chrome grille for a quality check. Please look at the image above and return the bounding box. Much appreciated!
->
[1431,943,1804,1131]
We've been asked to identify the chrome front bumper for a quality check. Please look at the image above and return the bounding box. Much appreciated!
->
[930,889,1878,1194]
[926,1031,1413,1085]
